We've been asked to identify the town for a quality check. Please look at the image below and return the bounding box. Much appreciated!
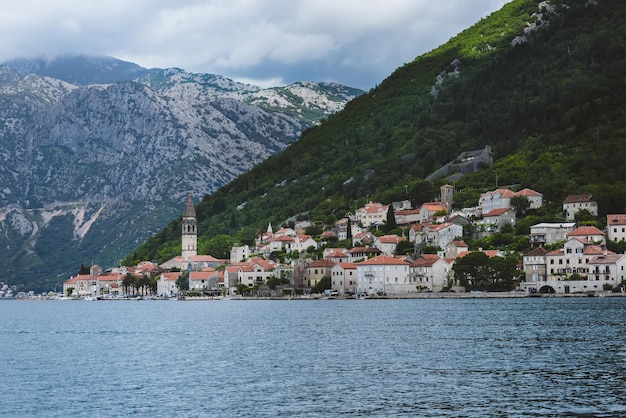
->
[55,183,626,300]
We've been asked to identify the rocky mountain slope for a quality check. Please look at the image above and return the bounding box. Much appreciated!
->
[0,56,363,291]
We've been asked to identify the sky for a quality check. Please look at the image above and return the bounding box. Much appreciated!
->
[0,0,511,89]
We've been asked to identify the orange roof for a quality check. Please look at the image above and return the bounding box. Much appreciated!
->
[563,194,593,204]
[483,208,514,217]
[190,271,217,280]
[376,235,405,244]
[337,262,358,269]
[567,226,605,237]
[421,202,447,212]
[359,255,409,266]
[607,214,626,225]
[162,272,182,282]
[308,260,336,268]
[515,188,542,197]
[411,256,446,267]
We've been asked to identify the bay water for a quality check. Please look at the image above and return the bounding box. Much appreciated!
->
[1,297,625,417]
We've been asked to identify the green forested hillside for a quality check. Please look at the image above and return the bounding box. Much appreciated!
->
[125,0,626,265]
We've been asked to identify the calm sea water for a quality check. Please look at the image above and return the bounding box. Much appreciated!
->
[1,297,625,417]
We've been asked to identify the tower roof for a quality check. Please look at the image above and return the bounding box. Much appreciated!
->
[183,193,196,218]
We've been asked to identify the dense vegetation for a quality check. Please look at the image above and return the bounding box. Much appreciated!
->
[124,0,626,266]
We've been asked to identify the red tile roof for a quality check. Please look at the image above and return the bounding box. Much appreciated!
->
[359,255,409,266]
[563,194,593,204]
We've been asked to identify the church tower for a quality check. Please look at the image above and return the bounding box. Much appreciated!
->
[440,184,454,213]
[181,193,197,261]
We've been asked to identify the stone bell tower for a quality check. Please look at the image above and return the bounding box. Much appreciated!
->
[181,193,197,261]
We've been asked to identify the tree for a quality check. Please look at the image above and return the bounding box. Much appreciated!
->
[122,273,136,295]
[65,287,74,297]
[312,275,331,294]
[78,263,90,275]
[266,275,289,290]
[396,240,415,255]
[383,205,397,233]
[510,195,531,217]
[176,271,189,292]
[453,252,519,291]
[204,234,235,259]
[574,209,596,223]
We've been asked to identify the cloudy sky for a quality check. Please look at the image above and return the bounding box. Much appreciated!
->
[0,0,510,89]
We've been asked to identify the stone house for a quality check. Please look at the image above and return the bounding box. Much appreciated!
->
[354,202,389,227]
[410,255,453,292]
[606,214,626,242]
[356,255,410,296]
[409,222,463,249]
[331,262,357,295]
[305,259,336,288]
[445,240,469,258]
[521,246,549,285]
[482,208,516,230]
[157,272,181,297]
[373,234,406,256]
[563,194,598,220]
[529,223,576,247]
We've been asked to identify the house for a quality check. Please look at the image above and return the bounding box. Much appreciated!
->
[410,255,453,292]
[445,240,469,258]
[230,245,251,264]
[521,247,549,285]
[236,258,278,288]
[373,234,406,256]
[531,250,624,295]
[356,255,410,296]
[288,235,318,253]
[63,274,96,297]
[482,208,516,230]
[348,246,382,262]
[394,208,421,227]
[606,214,626,242]
[189,269,220,292]
[331,262,357,295]
[160,254,222,271]
[157,272,181,297]
[96,272,123,296]
[305,259,335,288]
[545,238,612,281]
[479,187,543,215]
[323,248,350,264]
[563,194,598,220]
[566,226,606,246]
[409,222,463,249]
[417,202,448,223]
[268,235,295,253]
[529,223,576,247]
[352,232,376,247]
[515,188,544,209]
[479,188,516,215]
[587,254,626,283]
[354,202,389,227]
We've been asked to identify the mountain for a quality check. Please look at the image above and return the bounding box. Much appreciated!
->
[0,57,363,291]
[3,54,150,85]
[126,0,626,265]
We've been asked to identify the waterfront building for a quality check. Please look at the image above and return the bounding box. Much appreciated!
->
[331,262,357,295]
[410,255,453,292]
[356,255,410,296]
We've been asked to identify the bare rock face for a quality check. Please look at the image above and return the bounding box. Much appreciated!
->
[0,56,363,290]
